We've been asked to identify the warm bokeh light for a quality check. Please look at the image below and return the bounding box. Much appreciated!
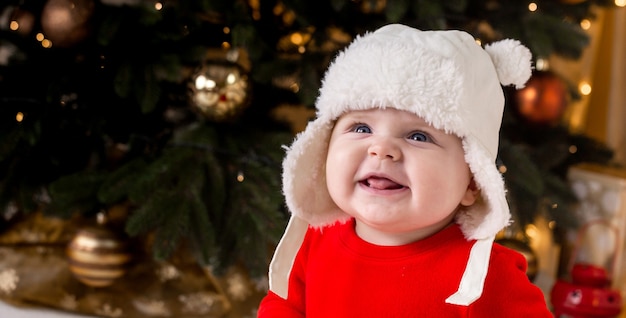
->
[42,39,52,48]
[9,21,19,31]
[155,2,163,10]
[548,221,556,230]
[36,33,45,41]
[237,172,245,182]
[580,19,591,30]
[528,3,538,11]
[290,33,303,45]
[498,165,507,174]
[15,112,24,122]
[273,2,284,15]
[616,0,626,7]
[569,145,578,154]
[223,27,230,34]
[535,59,549,71]
[579,81,592,95]
[525,224,538,239]
[249,0,260,20]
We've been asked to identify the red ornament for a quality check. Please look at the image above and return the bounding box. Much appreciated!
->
[551,221,623,317]
[514,70,568,126]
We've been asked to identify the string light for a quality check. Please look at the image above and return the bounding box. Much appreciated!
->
[525,224,538,239]
[249,0,261,20]
[579,81,592,95]
[237,171,245,182]
[286,31,311,54]
[35,33,45,41]
[535,58,549,71]
[9,21,19,31]
[580,19,591,30]
[498,165,507,174]
[290,33,304,45]
[528,2,538,12]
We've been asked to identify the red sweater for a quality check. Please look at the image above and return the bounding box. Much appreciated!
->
[258,219,552,317]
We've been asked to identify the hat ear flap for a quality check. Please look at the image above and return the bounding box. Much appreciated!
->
[457,138,511,240]
[282,118,350,227]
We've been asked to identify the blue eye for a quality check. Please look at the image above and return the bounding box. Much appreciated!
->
[352,124,371,134]
[408,131,432,142]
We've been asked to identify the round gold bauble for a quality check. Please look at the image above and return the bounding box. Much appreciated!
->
[40,0,95,47]
[189,62,249,121]
[67,226,131,287]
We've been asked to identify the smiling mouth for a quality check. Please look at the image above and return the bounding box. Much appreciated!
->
[361,176,404,190]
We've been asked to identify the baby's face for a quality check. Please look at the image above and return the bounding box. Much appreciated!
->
[325,108,477,245]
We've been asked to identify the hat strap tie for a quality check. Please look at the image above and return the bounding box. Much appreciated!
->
[268,216,308,299]
[445,236,495,306]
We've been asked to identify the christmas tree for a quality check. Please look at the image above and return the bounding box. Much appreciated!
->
[0,0,618,314]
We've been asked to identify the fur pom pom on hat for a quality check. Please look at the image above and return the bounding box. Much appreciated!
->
[269,24,533,305]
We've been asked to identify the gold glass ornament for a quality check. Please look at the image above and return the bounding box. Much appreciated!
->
[189,62,249,121]
[66,214,131,287]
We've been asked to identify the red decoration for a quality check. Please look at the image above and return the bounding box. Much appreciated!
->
[551,221,623,317]
[514,70,568,126]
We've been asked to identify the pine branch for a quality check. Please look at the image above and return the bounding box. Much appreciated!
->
[46,172,107,218]
[97,158,149,204]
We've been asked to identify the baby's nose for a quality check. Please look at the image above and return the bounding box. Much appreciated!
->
[368,138,402,161]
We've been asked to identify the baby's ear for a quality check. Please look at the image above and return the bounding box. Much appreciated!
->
[460,178,480,207]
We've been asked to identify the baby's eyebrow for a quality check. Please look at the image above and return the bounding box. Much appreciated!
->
[336,113,369,123]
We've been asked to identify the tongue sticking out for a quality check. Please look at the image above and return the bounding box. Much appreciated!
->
[366,177,403,190]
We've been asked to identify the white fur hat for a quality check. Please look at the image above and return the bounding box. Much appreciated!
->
[269,24,532,305]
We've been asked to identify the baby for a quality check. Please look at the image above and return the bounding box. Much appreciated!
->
[258,24,552,317]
